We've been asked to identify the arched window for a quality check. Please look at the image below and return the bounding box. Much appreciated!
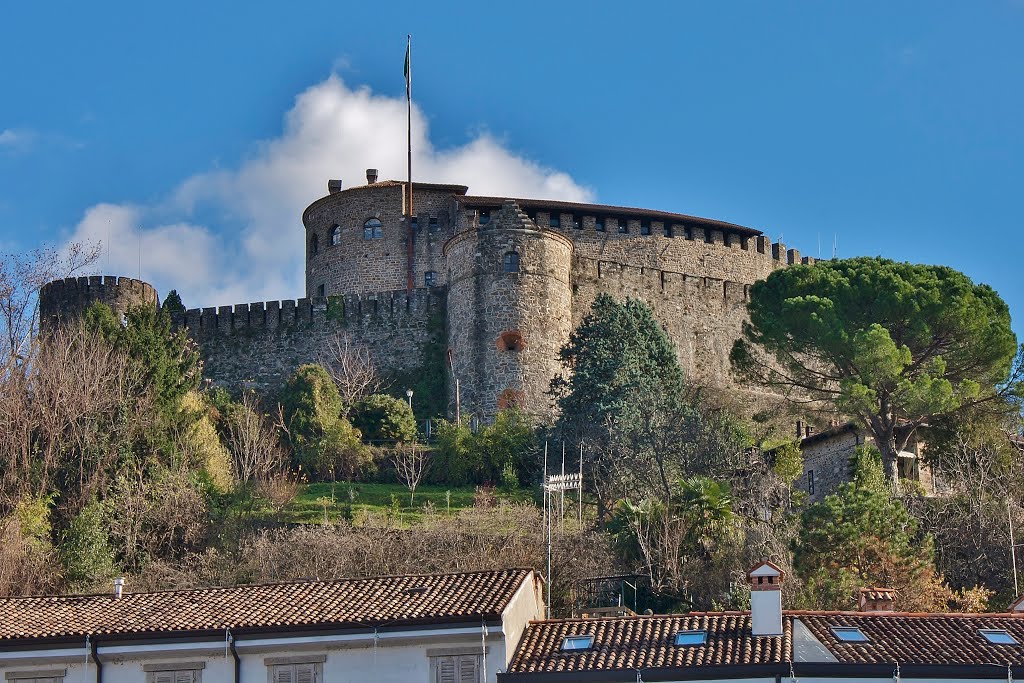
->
[310,233,319,256]
[503,251,520,273]
[331,225,341,245]
[363,218,383,240]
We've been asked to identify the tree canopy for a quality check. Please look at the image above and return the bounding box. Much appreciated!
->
[732,257,1020,484]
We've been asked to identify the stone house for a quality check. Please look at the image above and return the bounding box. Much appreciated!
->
[795,421,934,503]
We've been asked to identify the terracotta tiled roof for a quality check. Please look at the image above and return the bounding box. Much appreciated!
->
[799,612,1024,666]
[0,568,532,642]
[458,195,764,237]
[506,613,790,674]
[505,612,1024,679]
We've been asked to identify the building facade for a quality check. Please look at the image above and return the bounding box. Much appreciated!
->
[0,568,544,683]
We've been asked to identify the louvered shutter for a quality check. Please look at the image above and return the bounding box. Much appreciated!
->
[273,665,294,683]
[154,673,175,683]
[295,663,316,683]
[458,655,480,683]
[173,671,196,683]
[436,656,457,683]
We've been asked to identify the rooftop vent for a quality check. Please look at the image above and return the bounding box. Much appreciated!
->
[113,577,125,599]
[366,168,379,184]
[328,179,342,194]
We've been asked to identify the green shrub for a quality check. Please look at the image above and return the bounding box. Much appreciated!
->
[351,394,417,444]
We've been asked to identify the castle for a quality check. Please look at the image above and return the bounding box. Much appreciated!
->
[40,170,815,423]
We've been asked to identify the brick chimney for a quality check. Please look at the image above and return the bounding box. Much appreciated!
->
[796,420,804,439]
[748,559,784,636]
[857,588,896,612]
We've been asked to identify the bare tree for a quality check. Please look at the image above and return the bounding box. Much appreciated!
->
[224,391,285,486]
[0,242,100,367]
[318,332,382,412]
[0,322,147,516]
[393,441,430,505]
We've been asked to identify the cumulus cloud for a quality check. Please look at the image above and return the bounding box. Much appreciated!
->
[65,75,593,308]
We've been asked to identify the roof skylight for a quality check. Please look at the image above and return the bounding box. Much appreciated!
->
[674,630,707,646]
[561,635,594,651]
[981,629,1020,645]
[830,626,869,642]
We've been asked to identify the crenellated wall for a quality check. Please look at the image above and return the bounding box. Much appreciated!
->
[39,275,159,329]
[39,180,812,424]
[178,289,444,395]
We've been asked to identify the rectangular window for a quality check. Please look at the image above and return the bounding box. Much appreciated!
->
[571,215,581,229]
[617,219,627,233]
[594,218,605,232]
[316,284,325,297]
[478,209,491,225]
[424,271,437,287]
[265,657,325,683]
[830,626,869,642]
[640,221,651,236]
[143,663,205,683]
[807,470,815,495]
[5,671,66,683]
[674,630,707,646]
[663,223,673,238]
[549,213,560,228]
[981,629,1020,645]
[561,635,594,651]
[431,654,481,683]
[429,216,439,232]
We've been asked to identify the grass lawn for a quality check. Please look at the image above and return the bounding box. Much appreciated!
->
[280,481,535,524]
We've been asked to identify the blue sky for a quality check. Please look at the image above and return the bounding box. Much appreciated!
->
[1,1,1021,339]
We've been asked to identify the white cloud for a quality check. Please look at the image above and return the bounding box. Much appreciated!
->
[65,75,593,309]
[0,128,35,150]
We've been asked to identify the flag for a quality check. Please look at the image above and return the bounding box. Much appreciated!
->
[404,36,411,100]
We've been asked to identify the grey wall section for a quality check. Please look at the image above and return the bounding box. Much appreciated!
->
[177,289,443,397]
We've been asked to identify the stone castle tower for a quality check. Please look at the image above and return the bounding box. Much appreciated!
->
[41,169,810,424]
[39,275,159,329]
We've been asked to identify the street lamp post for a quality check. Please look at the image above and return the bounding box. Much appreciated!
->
[406,388,414,412]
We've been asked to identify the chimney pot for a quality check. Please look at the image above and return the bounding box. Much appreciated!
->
[858,588,895,612]
[366,168,378,184]
[796,420,804,439]
[113,577,125,599]
[327,179,342,194]
[747,560,784,637]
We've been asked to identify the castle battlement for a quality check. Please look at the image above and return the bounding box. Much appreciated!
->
[179,288,440,337]
[39,275,159,327]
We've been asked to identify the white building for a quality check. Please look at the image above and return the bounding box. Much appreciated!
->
[0,568,544,683]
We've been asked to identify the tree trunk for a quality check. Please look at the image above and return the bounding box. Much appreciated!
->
[878,439,901,492]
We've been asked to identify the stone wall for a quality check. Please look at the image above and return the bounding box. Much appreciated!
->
[444,202,573,422]
[799,426,863,504]
[178,289,444,398]
[303,182,464,296]
[39,275,159,330]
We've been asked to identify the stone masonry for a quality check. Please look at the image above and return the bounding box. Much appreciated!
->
[41,173,816,424]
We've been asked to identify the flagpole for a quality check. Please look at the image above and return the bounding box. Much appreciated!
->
[405,34,414,293]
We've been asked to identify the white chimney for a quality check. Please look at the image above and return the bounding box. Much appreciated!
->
[113,577,125,599]
[748,559,784,637]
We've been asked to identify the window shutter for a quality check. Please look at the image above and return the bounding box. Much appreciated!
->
[458,655,480,683]
[154,673,175,683]
[173,671,196,683]
[294,663,316,683]
[273,666,294,683]
[436,656,457,683]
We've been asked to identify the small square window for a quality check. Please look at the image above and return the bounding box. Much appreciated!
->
[981,629,1020,645]
[595,218,605,232]
[617,219,628,233]
[831,626,869,642]
[674,630,706,646]
[640,221,651,236]
[561,635,594,651]
[479,210,491,226]
[549,213,560,228]
[424,271,437,287]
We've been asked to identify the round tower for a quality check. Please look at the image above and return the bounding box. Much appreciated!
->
[38,275,159,331]
[444,200,573,423]
[301,171,468,297]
